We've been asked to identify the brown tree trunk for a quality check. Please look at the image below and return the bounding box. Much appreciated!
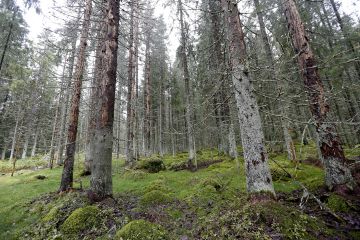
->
[221,0,274,195]
[59,0,92,192]
[89,0,120,200]
[283,0,355,190]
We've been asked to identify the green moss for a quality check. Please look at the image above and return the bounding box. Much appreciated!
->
[327,194,350,212]
[140,190,172,207]
[144,179,170,193]
[136,158,165,173]
[123,169,148,180]
[60,205,100,235]
[115,220,169,240]
[42,206,61,223]
[200,177,223,192]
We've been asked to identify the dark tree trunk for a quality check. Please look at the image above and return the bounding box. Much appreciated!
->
[283,0,355,190]
[59,0,93,192]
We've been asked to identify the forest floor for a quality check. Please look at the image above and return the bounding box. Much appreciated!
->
[0,143,360,239]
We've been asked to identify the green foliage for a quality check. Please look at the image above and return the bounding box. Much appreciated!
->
[140,190,172,207]
[327,194,350,212]
[60,205,100,235]
[135,158,166,173]
[115,220,169,240]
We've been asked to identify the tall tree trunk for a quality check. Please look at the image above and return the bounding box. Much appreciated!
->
[221,0,274,195]
[57,38,77,165]
[254,0,296,161]
[89,0,120,200]
[85,22,104,173]
[178,0,196,165]
[21,132,29,159]
[144,30,152,157]
[49,98,61,168]
[59,0,92,192]
[283,0,355,190]
[126,0,137,166]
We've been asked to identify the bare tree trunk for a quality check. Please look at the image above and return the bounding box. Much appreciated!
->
[85,22,104,173]
[49,99,61,168]
[59,0,92,192]
[57,38,77,165]
[10,113,20,161]
[31,129,38,157]
[221,0,274,195]
[178,0,196,165]
[126,0,137,166]
[144,29,152,157]
[89,0,119,200]
[283,0,355,190]
[21,132,29,159]
[329,0,360,78]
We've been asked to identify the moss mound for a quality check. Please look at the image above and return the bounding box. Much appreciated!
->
[327,194,350,212]
[201,177,223,192]
[136,158,166,173]
[61,205,101,235]
[140,190,172,207]
[145,179,170,193]
[115,220,169,240]
[199,201,335,239]
[42,206,61,223]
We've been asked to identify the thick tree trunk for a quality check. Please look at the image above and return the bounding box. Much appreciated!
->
[59,0,92,192]
[178,0,196,165]
[283,0,355,190]
[85,22,104,174]
[221,0,274,195]
[89,0,119,200]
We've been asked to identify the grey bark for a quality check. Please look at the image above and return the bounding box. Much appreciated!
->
[221,0,275,194]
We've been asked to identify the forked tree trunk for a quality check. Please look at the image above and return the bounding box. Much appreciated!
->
[283,0,355,190]
[221,0,274,195]
[89,0,120,200]
[59,0,92,192]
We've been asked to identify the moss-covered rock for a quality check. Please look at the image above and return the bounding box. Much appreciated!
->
[115,220,169,240]
[60,205,101,235]
[140,190,172,207]
[136,158,166,173]
[327,194,350,212]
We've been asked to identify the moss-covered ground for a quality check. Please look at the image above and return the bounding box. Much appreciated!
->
[0,142,359,239]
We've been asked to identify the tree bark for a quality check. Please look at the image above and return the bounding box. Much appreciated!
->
[31,129,38,157]
[59,0,92,192]
[178,0,196,165]
[89,0,120,200]
[283,0,355,190]
[126,0,137,166]
[221,0,275,195]
[144,29,152,157]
